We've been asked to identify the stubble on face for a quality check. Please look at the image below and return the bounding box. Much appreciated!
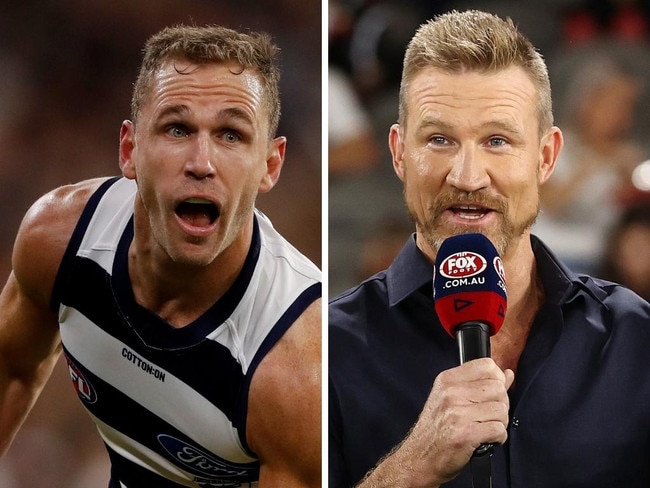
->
[404,182,540,260]
[128,62,269,271]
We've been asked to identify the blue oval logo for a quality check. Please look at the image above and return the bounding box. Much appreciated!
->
[157,434,258,483]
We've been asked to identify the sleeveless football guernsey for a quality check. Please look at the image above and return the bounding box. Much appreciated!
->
[51,177,321,487]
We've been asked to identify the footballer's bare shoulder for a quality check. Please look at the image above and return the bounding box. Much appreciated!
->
[12,177,110,306]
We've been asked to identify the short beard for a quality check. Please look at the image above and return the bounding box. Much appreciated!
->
[406,188,539,259]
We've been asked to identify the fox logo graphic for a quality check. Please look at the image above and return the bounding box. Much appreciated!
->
[439,251,487,279]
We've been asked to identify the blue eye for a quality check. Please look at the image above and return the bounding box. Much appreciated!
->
[167,125,189,138]
[430,135,448,145]
[222,130,242,143]
[488,137,507,146]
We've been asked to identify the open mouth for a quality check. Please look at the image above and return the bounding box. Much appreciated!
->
[448,205,491,221]
[175,198,220,228]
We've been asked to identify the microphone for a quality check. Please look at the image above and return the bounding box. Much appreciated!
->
[433,233,507,457]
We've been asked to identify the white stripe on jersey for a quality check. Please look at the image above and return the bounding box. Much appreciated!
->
[60,305,256,463]
[209,210,320,372]
[76,179,136,273]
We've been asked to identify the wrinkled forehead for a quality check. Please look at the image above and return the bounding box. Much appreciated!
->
[402,65,545,133]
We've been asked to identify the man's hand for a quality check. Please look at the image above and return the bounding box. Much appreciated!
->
[359,358,514,488]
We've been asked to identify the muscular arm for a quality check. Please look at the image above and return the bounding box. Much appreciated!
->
[0,179,105,455]
[247,298,322,487]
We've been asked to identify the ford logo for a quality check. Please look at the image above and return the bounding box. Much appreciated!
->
[157,434,258,481]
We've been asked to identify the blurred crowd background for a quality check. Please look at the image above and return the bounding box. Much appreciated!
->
[0,1,320,486]
[329,0,650,302]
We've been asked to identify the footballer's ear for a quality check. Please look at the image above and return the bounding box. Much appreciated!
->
[259,136,286,193]
[538,126,563,185]
[389,124,405,181]
[119,120,137,180]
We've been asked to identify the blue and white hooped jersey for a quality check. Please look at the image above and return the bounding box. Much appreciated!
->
[51,177,321,488]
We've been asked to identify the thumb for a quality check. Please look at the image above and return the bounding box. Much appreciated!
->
[504,368,515,390]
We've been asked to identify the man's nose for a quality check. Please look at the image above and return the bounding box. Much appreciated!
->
[445,146,490,192]
[184,133,216,179]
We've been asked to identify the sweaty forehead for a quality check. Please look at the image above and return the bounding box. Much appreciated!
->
[152,59,263,95]
[141,60,267,122]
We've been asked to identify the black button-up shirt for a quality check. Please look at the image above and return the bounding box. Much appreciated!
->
[329,234,650,487]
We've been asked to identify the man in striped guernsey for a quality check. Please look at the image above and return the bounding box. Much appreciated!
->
[0,25,321,487]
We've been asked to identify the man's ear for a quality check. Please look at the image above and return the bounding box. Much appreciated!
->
[119,120,137,180]
[389,123,405,181]
[259,136,286,193]
[538,126,563,185]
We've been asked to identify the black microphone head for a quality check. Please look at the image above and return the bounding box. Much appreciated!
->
[433,233,507,337]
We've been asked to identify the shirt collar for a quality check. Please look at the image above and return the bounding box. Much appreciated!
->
[386,234,434,307]
[385,233,608,308]
[531,235,609,306]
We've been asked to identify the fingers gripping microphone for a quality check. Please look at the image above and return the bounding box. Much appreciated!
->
[433,233,507,459]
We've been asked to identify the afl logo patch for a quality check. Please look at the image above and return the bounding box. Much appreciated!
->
[65,355,97,404]
[439,251,487,279]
